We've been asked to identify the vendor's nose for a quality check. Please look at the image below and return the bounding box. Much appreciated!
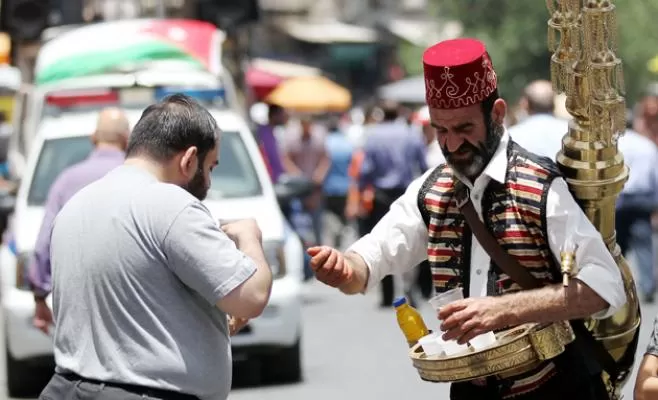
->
[442,134,464,153]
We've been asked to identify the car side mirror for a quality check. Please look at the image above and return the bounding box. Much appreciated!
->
[274,174,315,205]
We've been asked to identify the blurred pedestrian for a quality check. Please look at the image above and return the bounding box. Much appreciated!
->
[634,83,658,146]
[38,95,272,400]
[634,316,658,399]
[29,107,130,334]
[508,79,568,160]
[323,115,354,249]
[257,104,288,184]
[414,105,445,168]
[616,127,658,303]
[359,100,428,307]
[282,115,331,246]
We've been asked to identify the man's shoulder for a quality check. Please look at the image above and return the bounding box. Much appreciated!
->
[510,142,562,179]
[508,115,568,135]
[619,130,658,155]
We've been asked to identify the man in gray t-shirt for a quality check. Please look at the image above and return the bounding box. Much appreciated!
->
[39,95,273,400]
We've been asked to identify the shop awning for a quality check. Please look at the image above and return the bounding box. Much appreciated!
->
[386,18,462,47]
[377,75,426,104]
[245,58,321,100]
[250,58,321,78]
[275,18,379,44]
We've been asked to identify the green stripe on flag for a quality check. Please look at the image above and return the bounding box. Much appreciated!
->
[35,41,204,85]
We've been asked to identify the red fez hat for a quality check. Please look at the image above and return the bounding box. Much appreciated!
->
[423,38,497,109]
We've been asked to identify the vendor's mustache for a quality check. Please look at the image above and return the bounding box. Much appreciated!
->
[442,141,485,160]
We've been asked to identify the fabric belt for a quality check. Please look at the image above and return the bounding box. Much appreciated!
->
[59,372,199,400]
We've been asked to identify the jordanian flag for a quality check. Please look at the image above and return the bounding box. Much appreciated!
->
[34,19,223,85]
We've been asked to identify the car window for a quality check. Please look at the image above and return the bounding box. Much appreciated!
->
[27,131,262,206]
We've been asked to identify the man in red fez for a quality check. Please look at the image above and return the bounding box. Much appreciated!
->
[306,38,624,399]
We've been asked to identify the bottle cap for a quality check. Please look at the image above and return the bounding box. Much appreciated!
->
[393,296,407,307]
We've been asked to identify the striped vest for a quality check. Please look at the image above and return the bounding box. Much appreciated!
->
[417,142,564,397]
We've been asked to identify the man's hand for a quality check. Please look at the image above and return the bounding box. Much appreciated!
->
[228,315,250,336]
[221,219,262,246]
[307,246,353,288]
[33,298,53,335]
[438,296,510,345]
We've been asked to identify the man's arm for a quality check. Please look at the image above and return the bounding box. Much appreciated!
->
[164,203,272,319]
[635,316,658,400]
[501,177,625,324]
[312,145,331,185]
[280,134,304,176]
[497,280,608,327]
[439,177,625,343]
[338,169,434,295]
[29,176,67,298]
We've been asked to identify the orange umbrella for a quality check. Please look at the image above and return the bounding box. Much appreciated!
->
[265,76,351,112]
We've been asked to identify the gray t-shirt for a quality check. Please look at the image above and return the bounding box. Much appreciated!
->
[50,165,257,400]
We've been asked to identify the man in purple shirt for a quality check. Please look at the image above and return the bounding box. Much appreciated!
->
[257,104,287,183]
[29,107,130,334]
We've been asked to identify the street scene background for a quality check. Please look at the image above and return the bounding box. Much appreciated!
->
[0,0,657,399]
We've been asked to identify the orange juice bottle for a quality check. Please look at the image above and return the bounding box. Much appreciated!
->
[394,297,429,347]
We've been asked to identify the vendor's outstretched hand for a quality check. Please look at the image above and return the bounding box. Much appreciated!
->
[307,246,354,288]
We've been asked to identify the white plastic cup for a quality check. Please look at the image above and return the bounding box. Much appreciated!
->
[428,287,464,311]
[437,335,470,356]
[418,333,444,356]
[428,288,470,356]
[468,332,497,351]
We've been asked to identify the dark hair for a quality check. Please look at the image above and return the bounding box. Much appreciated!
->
[268,104,284,120]
[381,100,399,122]
[327,115,341,132]
[481,89,500,126]
[126,94,219,162]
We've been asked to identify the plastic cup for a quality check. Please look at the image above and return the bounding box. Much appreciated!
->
[428,288,470,356]
[468,332,497,351]
[428,287,464,311]
[418,333,444,356]
[437,335,469,356]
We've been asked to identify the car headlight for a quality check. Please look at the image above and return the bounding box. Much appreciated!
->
[15,251,32,290]
[263,240,286,279]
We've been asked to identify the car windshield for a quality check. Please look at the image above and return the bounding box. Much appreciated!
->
[27,131,262,206]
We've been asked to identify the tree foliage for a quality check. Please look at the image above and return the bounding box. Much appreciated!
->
[435,0,658,105]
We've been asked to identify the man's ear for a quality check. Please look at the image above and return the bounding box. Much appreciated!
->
[179,146,198,178]
[491,99,507,126]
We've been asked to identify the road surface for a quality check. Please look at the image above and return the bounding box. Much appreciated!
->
[0,277,655,399]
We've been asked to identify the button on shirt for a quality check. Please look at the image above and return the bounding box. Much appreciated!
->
[28,148,125,297]
[348,132,625,320]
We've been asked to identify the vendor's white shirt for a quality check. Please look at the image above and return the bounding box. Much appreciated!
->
[348,132,625,320]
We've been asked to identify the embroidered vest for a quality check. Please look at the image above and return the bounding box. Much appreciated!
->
[418,142,562,297]
[417,142,564,397]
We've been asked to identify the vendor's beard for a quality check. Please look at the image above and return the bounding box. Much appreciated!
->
[443,121,505,180]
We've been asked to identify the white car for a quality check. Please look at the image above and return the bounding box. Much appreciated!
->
[9,63,243,181]
[0,89,306,396]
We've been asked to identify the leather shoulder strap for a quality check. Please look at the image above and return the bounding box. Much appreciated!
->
[455,186,542,290]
